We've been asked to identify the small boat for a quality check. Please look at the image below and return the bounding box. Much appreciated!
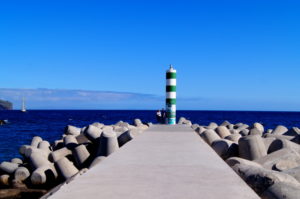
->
[21,97,26,112]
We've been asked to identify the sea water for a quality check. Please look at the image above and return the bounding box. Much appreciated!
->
[0,110,300,162]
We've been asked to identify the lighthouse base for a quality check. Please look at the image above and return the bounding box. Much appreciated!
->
[166,118,176,125]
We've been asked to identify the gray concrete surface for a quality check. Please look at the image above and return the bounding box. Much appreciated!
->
[50,125,259,199]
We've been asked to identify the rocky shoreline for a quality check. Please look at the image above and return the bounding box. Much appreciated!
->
[0,100,12,110]
[185,117,300,199]
[0,119,149,199]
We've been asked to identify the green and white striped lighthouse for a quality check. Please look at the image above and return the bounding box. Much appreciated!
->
[166,65,177,125]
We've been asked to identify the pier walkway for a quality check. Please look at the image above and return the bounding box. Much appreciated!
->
[50,125,259,199]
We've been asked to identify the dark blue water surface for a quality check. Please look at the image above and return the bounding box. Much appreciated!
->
[1,110,300,162]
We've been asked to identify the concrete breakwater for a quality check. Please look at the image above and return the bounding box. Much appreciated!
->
[186,117,300,199]
[42,124,259,199]
[2,116,300,199]
[0,119,149,199]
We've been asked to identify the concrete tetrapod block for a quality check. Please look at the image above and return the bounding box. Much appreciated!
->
[31,136,43,148]
[97,130,119,157]
[38,141,51,152]
[200,129,221,145]
[31,169,47,185]
[272,125,288,135]
[117,129,142,147]
[14,167,30,182]
[254,148,300,170]
[64,135,78,149]
[75,134,91,145]
[84,124,102,142]
[236,124,249,132]
[191,124,200,130]
[113,126,129,137]
[0,174,10,186]
[207,122,218,130]
[30,153,58,185]
[177,117,186,124]
[31,165,57,185]
[115,121,124,126]
[291,135,300,145]
[227,124,234,130]
[226,157,263,168]
[215,126,231,138]
[268,138,300,154]
[291,135,300,144]
[182,120,192,126]
[211,139,238,159]
[283,166,300,183]
[19,145,31,156]
[30,152,51,169]
[117,122,130,128]
[53,140,64,150]
[264,133,295,141]
[252,122,264,134]
[113,128,126,138]
[0,162,19,174]
[146,122,153,127]
[266,129,273,134]
[274,159,299,171]
[239,135,267,160]
[55,157,79,180]
[283,127,300,137]
[64,125,81,136]
[11,158,23,165]
[25,147,49,159]
[128,124,138,130]
[195,126,206,135]
[11,179,27,189]
[261,182,300,199]
[262,137,276,153]
[133,118,143,126]
[225,134,241,143]
[72,144,90,168]
[91,122,104,129]
[80,126,87,134]
[229,129,238,134]
[239,129,250,136]
[49,147,72,162]
[220,120,231,126]
[102,126,114,132]
[263,133,273,138]
[249,128,263,136]
[89,156,106,169]
[235,123,245,128]
[232,163,300,195]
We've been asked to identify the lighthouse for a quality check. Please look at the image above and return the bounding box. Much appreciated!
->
[166,65,177,125]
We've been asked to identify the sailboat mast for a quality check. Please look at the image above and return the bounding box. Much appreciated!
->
[21,97,26,112]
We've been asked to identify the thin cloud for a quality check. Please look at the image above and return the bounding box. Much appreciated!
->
[0,88,163,109]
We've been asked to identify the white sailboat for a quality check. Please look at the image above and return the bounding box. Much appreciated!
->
[21,97,26,112]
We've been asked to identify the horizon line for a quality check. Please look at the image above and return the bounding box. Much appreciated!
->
[2,109,300,113]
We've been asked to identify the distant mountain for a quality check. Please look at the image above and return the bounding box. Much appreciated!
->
[0,99,13,110]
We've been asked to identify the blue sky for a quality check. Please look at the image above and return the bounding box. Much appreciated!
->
[1,0,300,110]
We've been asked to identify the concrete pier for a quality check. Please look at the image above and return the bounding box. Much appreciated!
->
[50,125,259,199]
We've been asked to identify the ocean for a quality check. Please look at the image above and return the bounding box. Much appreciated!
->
[1,110,300,162]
